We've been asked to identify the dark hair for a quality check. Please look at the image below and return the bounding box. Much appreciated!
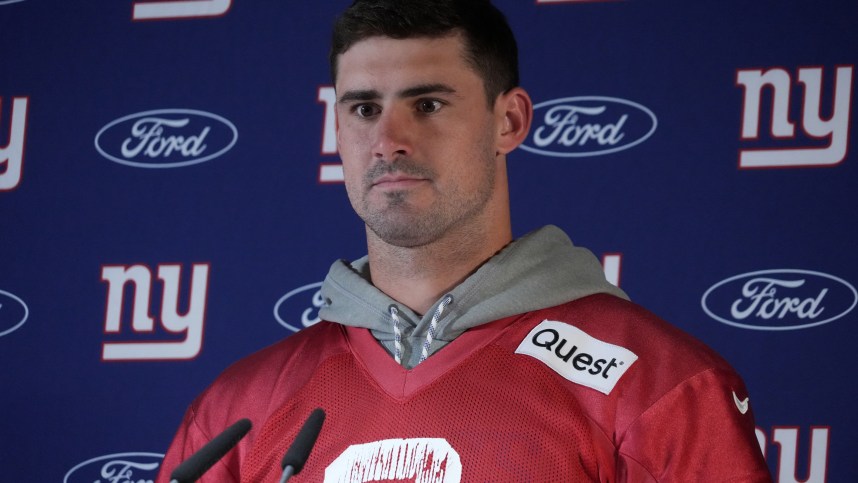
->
[330,0,519,105]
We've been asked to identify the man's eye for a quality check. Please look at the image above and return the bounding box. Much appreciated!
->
[417,100,443,113]
[355,104,378,118]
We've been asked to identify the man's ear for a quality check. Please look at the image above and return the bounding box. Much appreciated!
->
[495,87,533,155]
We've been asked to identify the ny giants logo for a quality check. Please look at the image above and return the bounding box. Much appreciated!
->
[95,109,237,168]
[701,269,857,331]
[756,426,830,483]
[101,263,209,361]
[132,0,231,21]
[317,86,344,183]
[0,288,29,337]
[736,65,853,168]
[602,253,622,287]
[0,96,28,191]
[520,96,657,157]
[64,452,162,483]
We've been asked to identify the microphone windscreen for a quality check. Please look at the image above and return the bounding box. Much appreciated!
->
[280,408,326,474]
[170,418,252,483]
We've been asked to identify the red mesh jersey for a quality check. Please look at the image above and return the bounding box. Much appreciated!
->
[158,294,772,482]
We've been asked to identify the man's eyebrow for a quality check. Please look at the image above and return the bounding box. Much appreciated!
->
[398,83,457,98]
[337,84,458,104]
[338,89,381,104]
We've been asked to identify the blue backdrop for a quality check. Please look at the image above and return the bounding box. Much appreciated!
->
[1,1,855,481]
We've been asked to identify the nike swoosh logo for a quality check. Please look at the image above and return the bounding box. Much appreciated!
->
[733,391,750,415]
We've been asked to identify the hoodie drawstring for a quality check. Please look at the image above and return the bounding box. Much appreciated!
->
[419,295,453,364]
[388,294,454,367]
[389,304,403,365]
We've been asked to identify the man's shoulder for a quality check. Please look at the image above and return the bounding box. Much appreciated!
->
[534,293,733,372]
[215,321,348,388]
[189,322,349,419]
[511,294,754,439]
[506,294,744,412]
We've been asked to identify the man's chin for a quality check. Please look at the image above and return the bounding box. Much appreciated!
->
[367,221,439,249]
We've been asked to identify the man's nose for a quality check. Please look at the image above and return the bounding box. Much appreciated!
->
[372,108,414,161]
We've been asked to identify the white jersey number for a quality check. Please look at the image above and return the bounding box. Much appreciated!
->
[324,438,462,483]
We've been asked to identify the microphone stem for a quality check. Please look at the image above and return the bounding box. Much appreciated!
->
[279,466,295,483]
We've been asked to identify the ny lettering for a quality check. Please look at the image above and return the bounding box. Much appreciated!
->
[0,97,28,191]
[756,426,830,483]
[132,0,231,21]
[602,253,622,287]
[317,86,344,183]
[101,263,209,361]
[736,66,852,168]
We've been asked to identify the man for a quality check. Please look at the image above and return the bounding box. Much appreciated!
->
[158,1,772,481]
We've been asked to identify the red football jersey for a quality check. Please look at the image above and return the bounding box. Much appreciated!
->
[158,294,771,482]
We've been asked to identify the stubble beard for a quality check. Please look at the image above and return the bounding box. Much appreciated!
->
[357,152,496,249]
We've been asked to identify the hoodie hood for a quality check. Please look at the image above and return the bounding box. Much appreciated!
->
[318,225,628,368]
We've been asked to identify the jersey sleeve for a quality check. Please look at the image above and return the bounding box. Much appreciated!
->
[616,368,772,482]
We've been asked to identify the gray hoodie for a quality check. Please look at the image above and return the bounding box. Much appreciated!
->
[318,225,628,369]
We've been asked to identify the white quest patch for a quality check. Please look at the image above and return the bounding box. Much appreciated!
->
[516,320,638,395]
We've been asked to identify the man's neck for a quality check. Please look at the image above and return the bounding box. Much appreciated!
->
[365,223,512,315]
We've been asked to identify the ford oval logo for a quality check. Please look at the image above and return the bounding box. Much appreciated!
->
[520,96,657,157]
[95,109,238,168]
[0,289,28,337]
[274,282,324,332]
[701,269,857,331]
[64,452,163,483]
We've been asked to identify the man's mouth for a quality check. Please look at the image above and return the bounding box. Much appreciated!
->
[371,173,428,189]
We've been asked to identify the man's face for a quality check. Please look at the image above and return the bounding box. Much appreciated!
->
[335,34,505,248]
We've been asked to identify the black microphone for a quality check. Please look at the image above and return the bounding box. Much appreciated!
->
[169,418,252,483]
[278,408,326,483]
